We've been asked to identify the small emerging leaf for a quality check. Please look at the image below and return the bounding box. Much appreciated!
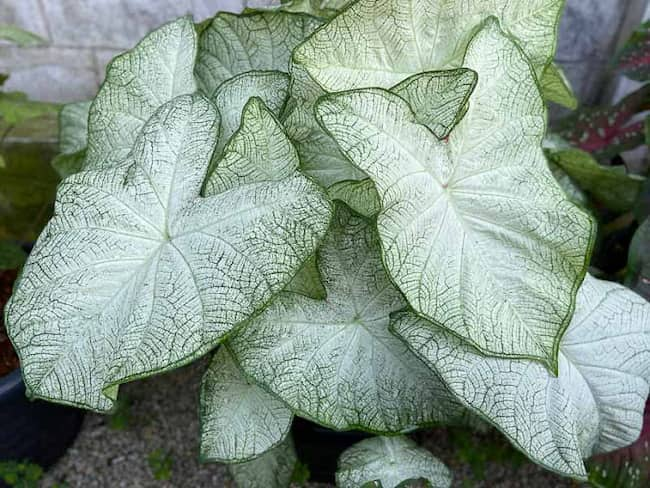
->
[558,84,650,160]
[200,348,293,462]
[51,101,91,178]
[209,70,290,164]
[336,436,452,488]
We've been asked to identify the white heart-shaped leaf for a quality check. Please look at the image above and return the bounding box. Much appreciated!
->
[336,436,452,488]
[541,63,578,110]
[200,347,293,463]
[392,275,650,480]
[316,19,595,369]
[228,435,298,488]
[196,11,322,97]
[294,0,563,92]
[228,205,464,433]
[86,17,197,170]
[6,94,331,411]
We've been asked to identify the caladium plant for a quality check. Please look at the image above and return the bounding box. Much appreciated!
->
[5,1,650,487]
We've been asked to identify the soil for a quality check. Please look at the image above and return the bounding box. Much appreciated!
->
[0,269,19,377]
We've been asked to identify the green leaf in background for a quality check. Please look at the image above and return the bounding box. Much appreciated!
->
[51,100,91,178]
[393,275,650,480]
[293,0,564,91]
[0,25,46,47]
[327,179,380,218]
[282,62,366,188]
[86,17,197,170]
[0,142,59,242]
[0,241,27,270]
[6,94,331,411]
[615,20,650,81]
[391,69,477,140]
[627,218,650,300]
[200,348,293,463]
[276,0,350,18]
[335,436,452,488]
[147,448,173,481]
[228,435,298,488]
[546,147,646,213]
[0,92,58,127]
[228,206,464,433]
[316,20,594,370]
[195,11,322,97]
[540,62,578,109]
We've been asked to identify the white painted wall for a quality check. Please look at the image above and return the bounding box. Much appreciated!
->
[0,0,647,105]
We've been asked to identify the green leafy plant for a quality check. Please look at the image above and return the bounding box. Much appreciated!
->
[0,461,43,488]
[147,448,173,481]
[4,2,650,487]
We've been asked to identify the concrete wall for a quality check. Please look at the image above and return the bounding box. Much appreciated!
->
[0,0,648,104]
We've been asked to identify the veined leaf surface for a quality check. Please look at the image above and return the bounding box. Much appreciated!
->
[336,436,452,488]
[52,101,91,178]
[200,348,293,463]
[294,0,564,92]
[393,275,650,480]
[316,20,594,368]
[86,17,197,171]
[228,206,464,433]
[196,11,322,97]
[6,94,331,411]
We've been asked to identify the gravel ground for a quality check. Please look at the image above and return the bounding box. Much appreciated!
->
[41,359,581,488]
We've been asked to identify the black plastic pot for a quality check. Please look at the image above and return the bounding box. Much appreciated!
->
[0,368,84,470]
[292,417,371,483]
